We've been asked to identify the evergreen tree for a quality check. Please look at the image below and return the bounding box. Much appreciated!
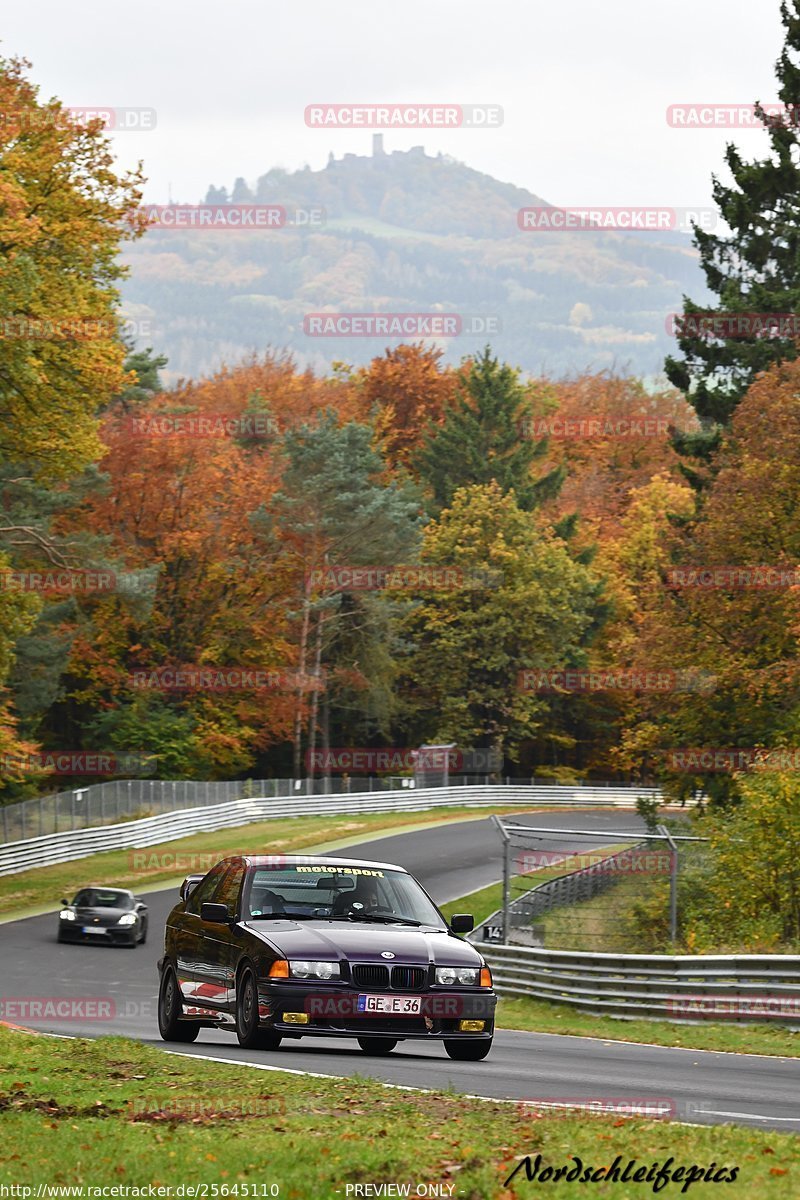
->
[413,348,563,512]
[666,1,800,437]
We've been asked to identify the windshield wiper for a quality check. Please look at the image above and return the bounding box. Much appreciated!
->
[326,914,423,926]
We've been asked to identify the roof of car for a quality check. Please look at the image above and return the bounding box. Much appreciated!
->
[239,854,408,873]
[75,886,133,895]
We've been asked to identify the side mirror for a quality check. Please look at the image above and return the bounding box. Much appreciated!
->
[201,902,230,924]
[61,898,69,908]
[450,913,474,934]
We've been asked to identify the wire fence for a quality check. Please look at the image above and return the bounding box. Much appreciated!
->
[476,818,707,955]
[0,775,506,843]
[0,774,654,844]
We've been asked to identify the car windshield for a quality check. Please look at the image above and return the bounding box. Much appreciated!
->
[244,863,445,927]
[72,889,132,909]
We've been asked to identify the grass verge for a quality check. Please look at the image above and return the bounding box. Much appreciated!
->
[0,1026,797,1198]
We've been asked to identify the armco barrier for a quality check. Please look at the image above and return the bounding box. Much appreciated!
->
[0,783,661,876]
[481,943,800,1026]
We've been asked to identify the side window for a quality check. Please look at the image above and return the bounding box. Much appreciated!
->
[214,864,245,917]
[186,863,227,914]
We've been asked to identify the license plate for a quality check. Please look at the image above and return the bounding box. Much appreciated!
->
[82,926,106,934]
[357,993,422,1015]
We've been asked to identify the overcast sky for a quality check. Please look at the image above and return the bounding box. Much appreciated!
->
[2,0,788,207]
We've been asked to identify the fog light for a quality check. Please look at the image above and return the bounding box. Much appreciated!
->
[283,1012,309,1025]
[459,1020,485,1032]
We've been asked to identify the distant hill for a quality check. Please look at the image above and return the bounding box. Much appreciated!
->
[120,144,711,384]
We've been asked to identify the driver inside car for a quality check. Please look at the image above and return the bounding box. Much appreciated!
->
[331,876,387,916]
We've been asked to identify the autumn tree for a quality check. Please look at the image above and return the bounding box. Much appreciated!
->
[354,343,458,470]
[398,481,603,764]
[666,2,800,436]
[273,413,422,776]
[413,348,563,512]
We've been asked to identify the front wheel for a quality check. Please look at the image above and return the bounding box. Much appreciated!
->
[443,1038,492,1061]
[158,964,199,1042]
[357,1037,397,1055]
[236,968,282,1050]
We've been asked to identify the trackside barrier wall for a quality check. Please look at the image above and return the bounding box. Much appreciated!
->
[480,943,800,1026]
[0,784,662,876]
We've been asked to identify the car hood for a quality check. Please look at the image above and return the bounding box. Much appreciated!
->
[241,920,482,966]
[71,906,134,926]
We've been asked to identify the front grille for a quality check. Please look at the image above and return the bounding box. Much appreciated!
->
[392,966,426,989]
[352,964,390,989]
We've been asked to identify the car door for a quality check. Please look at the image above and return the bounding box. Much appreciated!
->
[209,862,247,1011]
[176,862,228,1011]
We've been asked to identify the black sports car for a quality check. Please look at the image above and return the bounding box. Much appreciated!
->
[158,854,496,1059]
[57,886,149,947]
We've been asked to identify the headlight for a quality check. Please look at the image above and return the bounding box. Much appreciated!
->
[288,960,340,980]
[117,912,137,926]
[436,966,480,986]
[59,910,75,921]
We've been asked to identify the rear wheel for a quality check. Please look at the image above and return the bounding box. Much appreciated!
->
[158,964,199,1042]
[357,1037,397,1055]
[443,1038,492,1061]
[236,967,282,1050]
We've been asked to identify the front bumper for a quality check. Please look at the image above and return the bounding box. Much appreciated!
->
[260,982,497,1040]
[59,924,137,945]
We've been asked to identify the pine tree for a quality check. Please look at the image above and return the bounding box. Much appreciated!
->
[666,1,800,436]
[413,347,563,512]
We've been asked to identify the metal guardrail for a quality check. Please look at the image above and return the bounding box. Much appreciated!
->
[481,943,800,1026]
[0,783,662,876]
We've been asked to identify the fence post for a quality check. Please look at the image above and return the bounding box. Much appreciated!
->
[658,824,679,945]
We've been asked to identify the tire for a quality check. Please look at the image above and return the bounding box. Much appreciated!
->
[158,964,199,1042]
[357,1038,397,1055]
[138,923,148,945]
[235,967,281,1050]
[443,1038,493,1061]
